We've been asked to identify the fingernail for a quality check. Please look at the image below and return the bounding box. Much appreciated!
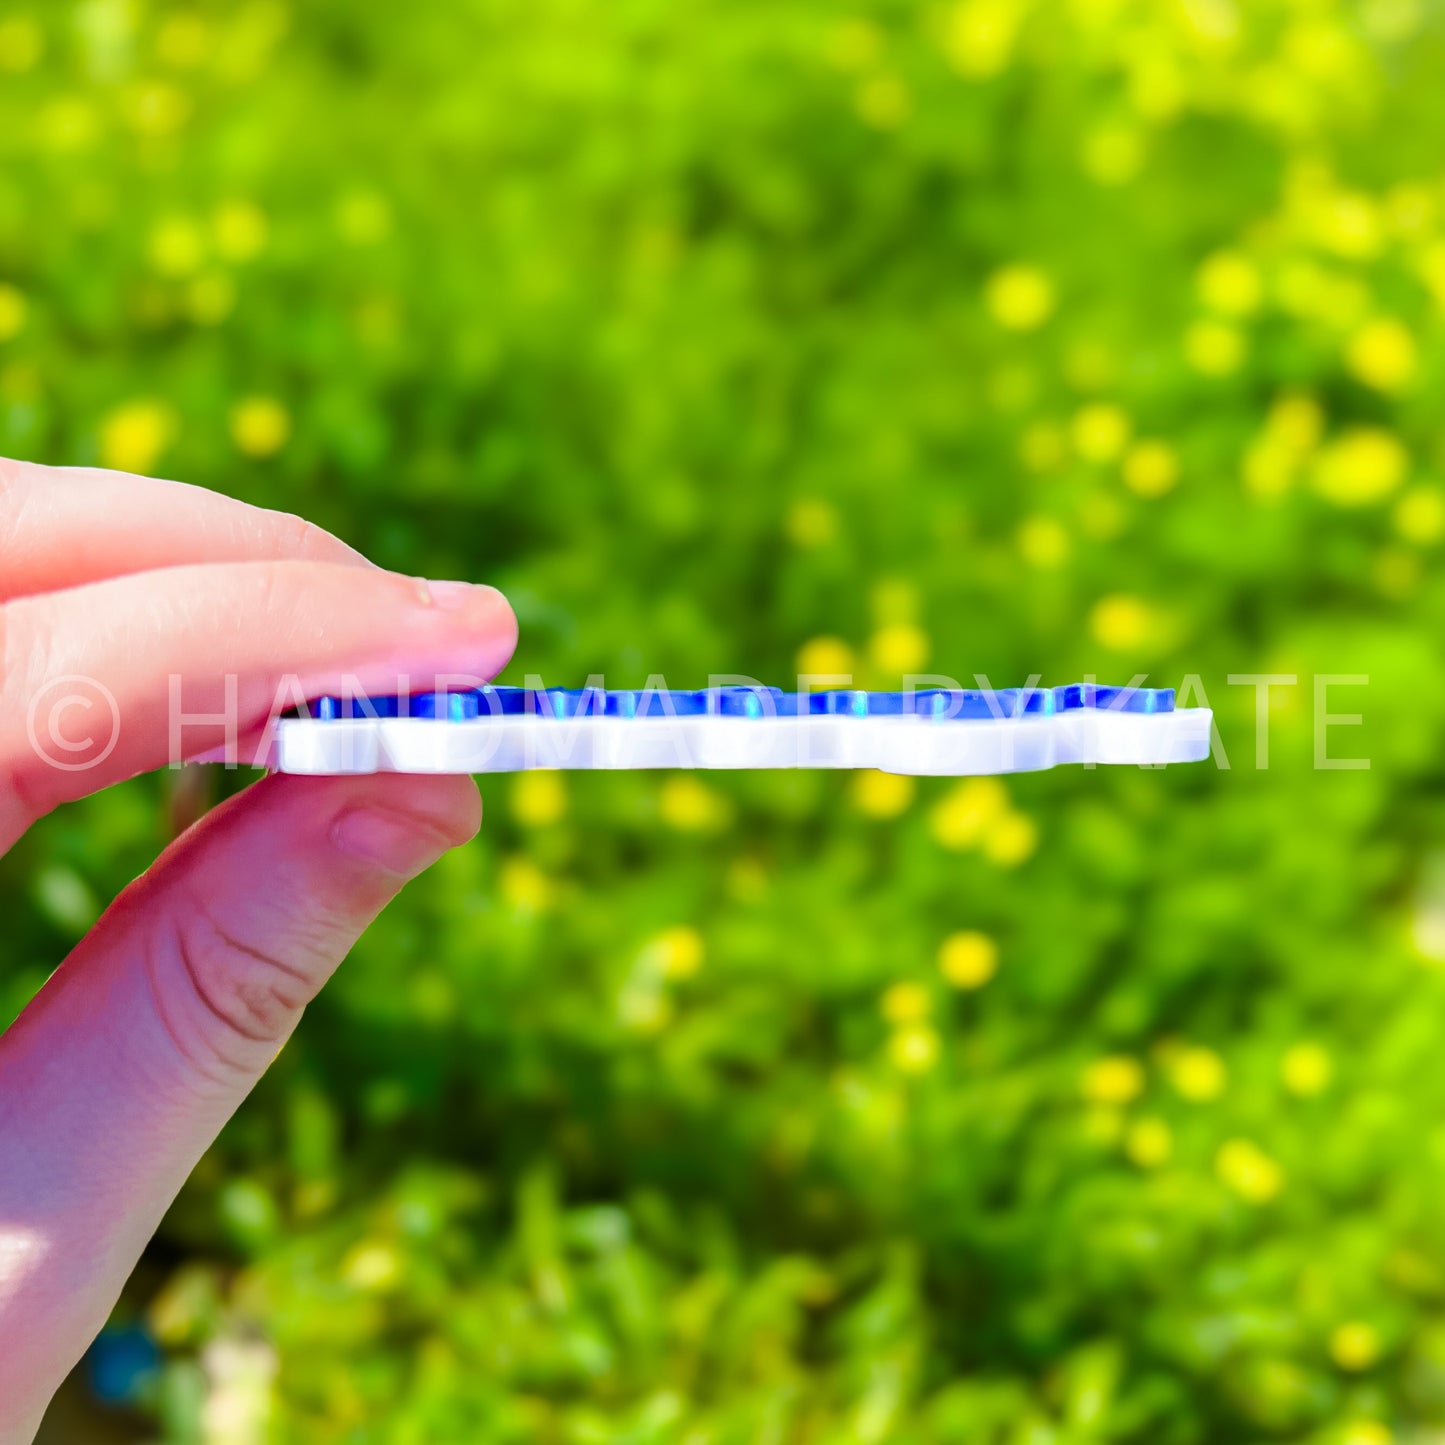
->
[331,805,458,878]
[420,579,500,611]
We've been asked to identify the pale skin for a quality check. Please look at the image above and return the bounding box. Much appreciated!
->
[0,457,519,1441]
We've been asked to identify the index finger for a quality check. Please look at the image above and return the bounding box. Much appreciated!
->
[0,561,518,850]
[0,458,372,601]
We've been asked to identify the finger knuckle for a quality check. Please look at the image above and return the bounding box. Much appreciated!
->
[267,507,334,560]
[147,896,323,1085]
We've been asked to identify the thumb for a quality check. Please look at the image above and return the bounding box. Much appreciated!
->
[0,771,479,1438]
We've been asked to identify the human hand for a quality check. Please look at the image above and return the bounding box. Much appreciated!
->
[0,458,517,1440]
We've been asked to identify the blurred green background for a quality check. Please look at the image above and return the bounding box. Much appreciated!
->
[5,0,1445,1440]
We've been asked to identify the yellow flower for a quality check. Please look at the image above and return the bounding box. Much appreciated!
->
[1179,0,1240,52]
[1081,125,1144,186]
[1168,1045,1226,1101]
[0,17,43,71]
[659,775,731,832]
[786,498,839,548]
[1122,440,1180,498]
[1071,403,1131,463]
[643,925,705,980]
[869,623,930,675]
[1020,422,1065,472]
[1127,53,1185,121]
[984,264,1055,331]
[100,400,177,475]
[511,771,567,827]
[1267,393,1324,454]
[1341,1423,1393,1445]
[881,982,931,1025]
[984,812,1038,866]
[148,216,206,278]
[1089,593,1153,651]
[1312,428,1408,507]
[1394,486,1445,545]
[852,770,915,819]
[1315,191,1384,259]
[938,930,998,989]
[1017,515,1071,567]
[0,285,27,342]
[1330,1321,1382,1372]
[942,0,1023,78]
[230,396,290,458]
[214,201,269,262]
[1412,902,1445,966]
[930,777,1009,850]
[889,1024,940,1073]
[342,1240,403,1292]
[796,636,855,681]
[1281,1042,1332,1097]
[1081,1055,1144,1105]
[1197,250,1263,316]
[148,1262,223,1343]
[1125,1116,1173,1168]
[856,75,910,129]
[1184,320,1246,376]
[1215,1138,1283,1203]
[1285,19,1360,81]
[1346,318,1417,393]
[499,857,552,913]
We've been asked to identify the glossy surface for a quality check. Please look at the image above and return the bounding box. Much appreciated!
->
[299,684,1177,722]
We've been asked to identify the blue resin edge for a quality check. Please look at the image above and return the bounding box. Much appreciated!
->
[298,684,1176,722]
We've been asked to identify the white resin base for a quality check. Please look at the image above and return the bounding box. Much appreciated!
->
[273,708,1214,776]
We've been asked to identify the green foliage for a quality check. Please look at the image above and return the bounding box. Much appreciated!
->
[6,0,1445,1440]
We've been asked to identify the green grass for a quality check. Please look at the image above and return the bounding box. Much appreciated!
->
[6,1,1445,1440]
